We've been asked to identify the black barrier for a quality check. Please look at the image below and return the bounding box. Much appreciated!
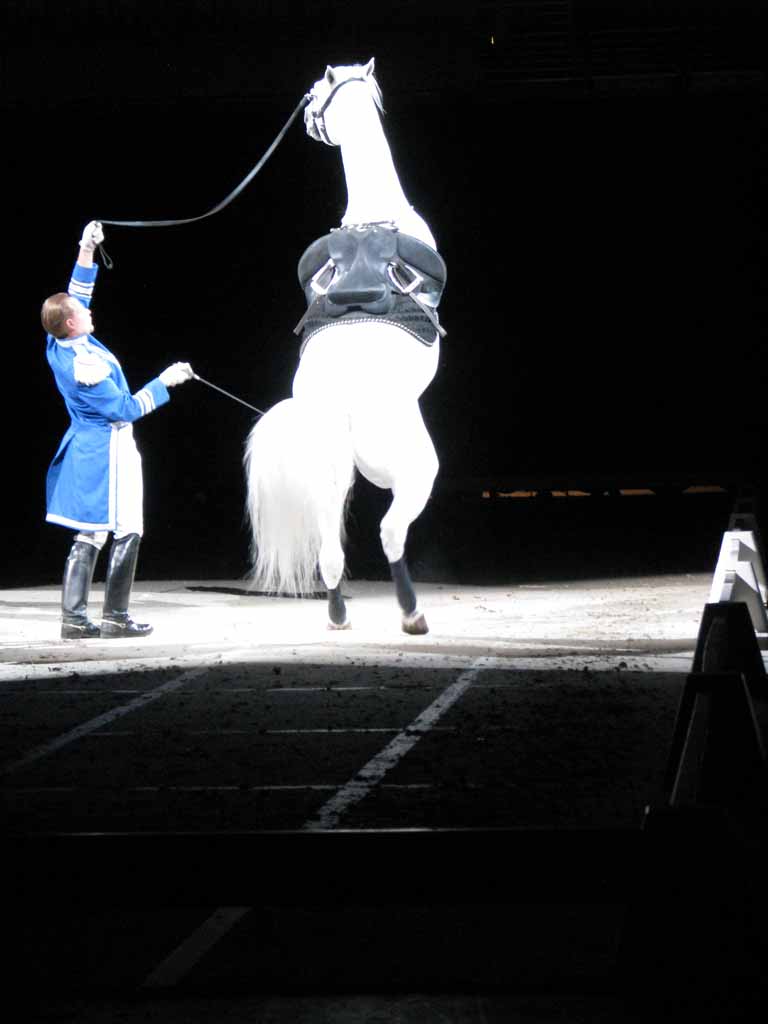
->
[692,601,767,693]
[660,672,767,809]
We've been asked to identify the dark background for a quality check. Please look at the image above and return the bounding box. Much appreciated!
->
[4,1,767,586]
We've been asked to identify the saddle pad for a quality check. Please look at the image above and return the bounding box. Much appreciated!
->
[299,293,439,355]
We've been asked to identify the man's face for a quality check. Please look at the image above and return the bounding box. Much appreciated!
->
[65,301,93,338]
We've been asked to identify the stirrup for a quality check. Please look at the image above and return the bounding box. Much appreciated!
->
[100,615,153,639]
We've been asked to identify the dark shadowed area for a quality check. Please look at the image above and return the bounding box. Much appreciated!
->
[5,0,768,587]
[3,4,768,1021]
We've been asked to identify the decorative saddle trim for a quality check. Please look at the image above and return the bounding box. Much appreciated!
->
[298,294,440,357]
[294,224,447,342]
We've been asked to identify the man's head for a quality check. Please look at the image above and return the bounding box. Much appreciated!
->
[41,294,94,339]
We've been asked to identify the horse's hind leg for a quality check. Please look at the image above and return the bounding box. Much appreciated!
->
[321,530,351,630]
[318,467,353,630]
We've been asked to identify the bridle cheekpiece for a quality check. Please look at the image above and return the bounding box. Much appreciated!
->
[306,76,368,147]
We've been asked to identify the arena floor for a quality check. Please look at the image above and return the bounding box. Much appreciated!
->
[2,573,767,1021]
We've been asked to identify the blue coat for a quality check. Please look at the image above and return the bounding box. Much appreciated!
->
[45,261,170,531]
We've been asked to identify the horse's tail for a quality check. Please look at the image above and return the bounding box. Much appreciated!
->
[243,398,355,596]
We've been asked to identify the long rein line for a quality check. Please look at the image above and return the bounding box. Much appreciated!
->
[94,93,311,416]
[97,92,310,230]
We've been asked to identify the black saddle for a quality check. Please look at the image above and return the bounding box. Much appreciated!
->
[297,225,447,318]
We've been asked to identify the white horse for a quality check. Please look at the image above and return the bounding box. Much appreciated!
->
[244,59,444,634]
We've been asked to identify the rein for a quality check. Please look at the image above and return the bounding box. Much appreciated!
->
[97,93,311,230]
[88,94,309,418]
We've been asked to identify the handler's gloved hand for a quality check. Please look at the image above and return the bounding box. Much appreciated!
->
[79,221,104,251]
[159,362,194,387]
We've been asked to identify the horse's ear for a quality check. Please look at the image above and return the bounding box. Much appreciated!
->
[325,65,336,86]
[364,58,375,76]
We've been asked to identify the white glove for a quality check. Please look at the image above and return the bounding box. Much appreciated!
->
[159,362,194,387]
[79,221,104,251]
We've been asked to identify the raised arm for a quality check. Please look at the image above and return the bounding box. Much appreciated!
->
[67,221,104,308]
[76,220,103,270]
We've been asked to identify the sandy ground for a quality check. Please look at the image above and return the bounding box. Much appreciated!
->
[0,573,714,673]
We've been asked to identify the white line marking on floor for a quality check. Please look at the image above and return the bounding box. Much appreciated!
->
[193,727,403,735]
[141,907,252,990]
[135,656,495,990]
[0,690,145,696]
[4,782,433,795]
[90,725,474,738]
[0,661,216,777]
[302,655,494,831]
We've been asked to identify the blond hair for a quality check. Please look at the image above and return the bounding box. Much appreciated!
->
[41,293,79,339]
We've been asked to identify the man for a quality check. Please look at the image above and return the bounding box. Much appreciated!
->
[42,221,194,639]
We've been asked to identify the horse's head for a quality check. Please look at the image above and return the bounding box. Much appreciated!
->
[304,58,383,146]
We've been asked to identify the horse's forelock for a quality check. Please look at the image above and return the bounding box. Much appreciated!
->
[315,63,384,112]
[305,63,384,141]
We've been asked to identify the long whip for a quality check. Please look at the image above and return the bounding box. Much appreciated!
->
[89,93,309,414]
[192,373,265,416]
[90,93,309,417]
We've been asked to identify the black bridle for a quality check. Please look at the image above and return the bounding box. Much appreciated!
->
[306,76,369,146]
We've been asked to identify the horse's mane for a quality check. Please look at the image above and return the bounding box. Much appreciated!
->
[364,69,384,114]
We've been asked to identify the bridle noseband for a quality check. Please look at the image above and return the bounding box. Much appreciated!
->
[307,76,368,146]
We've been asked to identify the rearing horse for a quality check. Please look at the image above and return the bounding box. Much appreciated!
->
[244,59,445,634]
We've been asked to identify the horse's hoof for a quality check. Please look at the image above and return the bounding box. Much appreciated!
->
[402,610,428,635]
[327,619,352,631]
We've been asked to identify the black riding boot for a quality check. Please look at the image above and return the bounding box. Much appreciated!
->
[100,533,153,638]
[61,540,101,639]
